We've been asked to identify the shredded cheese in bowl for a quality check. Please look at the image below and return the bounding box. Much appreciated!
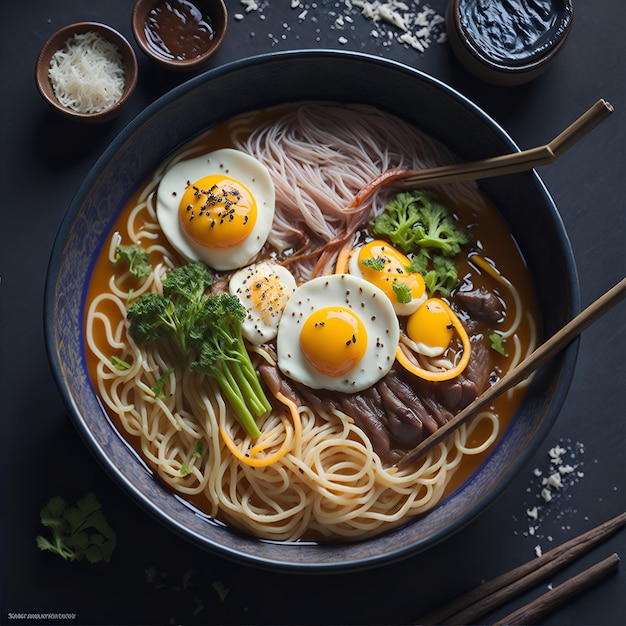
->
[48,31,126,114]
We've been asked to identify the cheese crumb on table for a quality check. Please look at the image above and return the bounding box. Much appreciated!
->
[234,0,446,51]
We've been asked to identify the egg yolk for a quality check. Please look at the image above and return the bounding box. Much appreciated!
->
[357,240,425,306]
[178,174,258,249]
[406,299,454,355]
[300,306,367,377]
[244,269,290,326]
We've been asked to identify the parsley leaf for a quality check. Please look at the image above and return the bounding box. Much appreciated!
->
[36,493,116,563]
[114,245,152,278]
[361,256,387,271]
[392,280,413,304]
[489,332,508,356]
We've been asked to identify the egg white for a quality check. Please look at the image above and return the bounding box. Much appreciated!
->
[229,261,296,345]
[276,273,400,392]
[156,148,275,271]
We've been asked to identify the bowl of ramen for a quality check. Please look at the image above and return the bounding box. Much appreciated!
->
[45,50,579,571]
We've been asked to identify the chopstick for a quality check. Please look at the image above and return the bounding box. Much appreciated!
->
[396,99,613,189]
[492,553,620,626]
[414,512,625,625]
[396,276,626,468]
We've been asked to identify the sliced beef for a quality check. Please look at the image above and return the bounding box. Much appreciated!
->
[209,276,230,295]
[339,394,401,464]
[258,362,301,406]
[455,287,504,323]
[381,374,439,436]
[431,340,491,411]
[259,337,493,465]
[376,380,424,447]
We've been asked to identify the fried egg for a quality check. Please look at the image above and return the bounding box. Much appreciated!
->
[276,274,399,392]
[156,148,275,271]
[229,261,297,345]
[406,298,455,356]
[347,240,427,315]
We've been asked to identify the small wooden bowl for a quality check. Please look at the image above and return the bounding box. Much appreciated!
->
[131,0,228,71]
[35,22,138,123]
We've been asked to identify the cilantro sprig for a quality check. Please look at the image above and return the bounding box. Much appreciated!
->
[36,493,116,563]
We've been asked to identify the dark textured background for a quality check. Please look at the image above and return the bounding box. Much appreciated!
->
[1,1,624,624]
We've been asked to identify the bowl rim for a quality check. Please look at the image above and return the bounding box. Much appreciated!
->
[35,21,138,122]
[130,0,228,71]
[44,49,580,572]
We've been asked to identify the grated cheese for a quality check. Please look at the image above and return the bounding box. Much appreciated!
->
[48,31,125,114]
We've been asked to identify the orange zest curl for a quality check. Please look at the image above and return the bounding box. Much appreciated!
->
[219,390,303,467]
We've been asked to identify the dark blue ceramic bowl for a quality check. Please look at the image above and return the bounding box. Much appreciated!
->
[44,50,579,572]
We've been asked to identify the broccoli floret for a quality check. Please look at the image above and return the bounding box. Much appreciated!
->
[372,190,470,296]
[162,261,213,300]
[412,200,469,257]
[127,292,174,344]
[190,293,271,438]
[126,262,270,437]
[370,192,428,253]
[372,190,469,256]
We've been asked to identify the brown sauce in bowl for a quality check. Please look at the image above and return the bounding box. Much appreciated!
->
[144,0,215,61]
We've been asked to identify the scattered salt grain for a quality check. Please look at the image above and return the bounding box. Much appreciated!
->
[234,0,445,51]
[540,487,553,503]
[518,439,586,557]
[241,0,260,12]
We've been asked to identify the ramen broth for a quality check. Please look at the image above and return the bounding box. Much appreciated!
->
[84,103,539,540]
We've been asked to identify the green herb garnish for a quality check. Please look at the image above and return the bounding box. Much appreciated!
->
[361,256,387,271]
[489,332,508,356]
[111,355,131,371]
[36,493,116,563]
[392,280,413,304]
[114,244,152,278]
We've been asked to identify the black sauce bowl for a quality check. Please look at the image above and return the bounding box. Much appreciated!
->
[446,0,574,85]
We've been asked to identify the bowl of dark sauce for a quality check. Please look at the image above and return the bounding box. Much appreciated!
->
[446,0,574,85]
[132,0,227,71]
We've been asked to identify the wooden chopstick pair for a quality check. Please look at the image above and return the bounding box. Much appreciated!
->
[415,512,625,625]
[396,99,614,189]
[351,99,613,207]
